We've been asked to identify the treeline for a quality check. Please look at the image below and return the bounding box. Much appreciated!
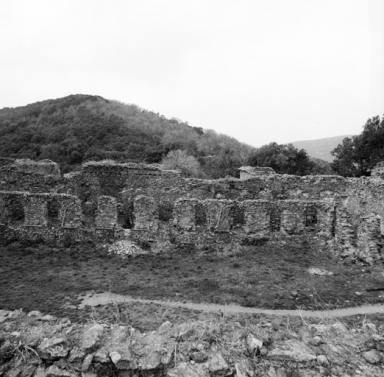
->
[331,115,384,176]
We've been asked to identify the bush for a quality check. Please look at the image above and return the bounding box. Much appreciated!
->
[161,149,201,177]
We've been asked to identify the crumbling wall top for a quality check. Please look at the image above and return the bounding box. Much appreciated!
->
[82,160,162,174]
[239,166,276,180]
[8,159,61,176]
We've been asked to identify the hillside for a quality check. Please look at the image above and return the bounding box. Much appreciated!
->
[0,94,254,177]
[292,135,353,162]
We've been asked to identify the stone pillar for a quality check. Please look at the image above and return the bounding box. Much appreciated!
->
[173,198,198,231]
[96,196,117,229]
[133,195,158,232]
[356,214,381,264]
[205,199,232,232]
[24,195,47,226]
[280,201,305,235]
[242,200,270,236]
[59,196,82,228]
[316,202,335,239]
[334,205,357,258]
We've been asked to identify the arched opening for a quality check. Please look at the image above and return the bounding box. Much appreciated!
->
[47,198,60,225]
[305,205,317,229]
[158,201,173,222]
[270,207,281,232]
[229,203,245,227]
[6,196,25,224]
[195,203,207,226]
[117,201,134,229]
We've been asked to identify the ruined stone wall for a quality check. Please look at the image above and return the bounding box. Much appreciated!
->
[0,191,86,244]
[79,162,178,198]
[0,158,65,193]
[1,158,384,263]
[123,174,347,202]
[128,195,336,256]
[332,178,384,263]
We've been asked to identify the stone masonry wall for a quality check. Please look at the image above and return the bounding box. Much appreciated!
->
[0,191,84,244]
[1,159,384,263]
[129,196,336,256]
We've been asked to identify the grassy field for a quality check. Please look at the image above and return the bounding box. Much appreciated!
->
[1,240,384,327]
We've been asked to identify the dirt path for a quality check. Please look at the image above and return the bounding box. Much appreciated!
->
[79,292,384,319]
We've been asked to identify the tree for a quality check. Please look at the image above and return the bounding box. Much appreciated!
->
[331,115,384,176]
[331,137,360,176]
[161,149,201,177]
[310,158,334,175]
[247,142,315,175]
[200,148,242,178]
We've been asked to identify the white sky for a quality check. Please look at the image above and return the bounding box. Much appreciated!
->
[0,0,383,146]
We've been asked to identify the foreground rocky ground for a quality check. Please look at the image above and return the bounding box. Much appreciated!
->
[1,308,384,377]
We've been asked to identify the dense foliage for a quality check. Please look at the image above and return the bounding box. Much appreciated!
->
[247,142,332,175]
[161,149,201,177]
[0,95,254,176]
[331,116,384,176]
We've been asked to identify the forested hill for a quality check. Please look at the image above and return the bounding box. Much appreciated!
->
[0,94,254,177]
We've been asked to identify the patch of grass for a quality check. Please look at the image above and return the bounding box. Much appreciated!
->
[1,241,384,329]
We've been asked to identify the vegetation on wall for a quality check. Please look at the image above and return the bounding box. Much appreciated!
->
[331,115,384,177]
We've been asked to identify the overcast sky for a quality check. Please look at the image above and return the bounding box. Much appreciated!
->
[1,0,383,146]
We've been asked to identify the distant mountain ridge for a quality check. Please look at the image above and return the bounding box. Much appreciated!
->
[291,135,353,162]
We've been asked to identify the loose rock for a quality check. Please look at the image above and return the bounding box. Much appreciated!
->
[245,334,263,354]
[208,352,229,376]
[82,353,94,372]
[81,324,104,351]
[38,337,69,360]
[235,359,254,377]
[45,366,76,377]
[362,349,381,364]
[167,362,209,377]
[267,340,316,362]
